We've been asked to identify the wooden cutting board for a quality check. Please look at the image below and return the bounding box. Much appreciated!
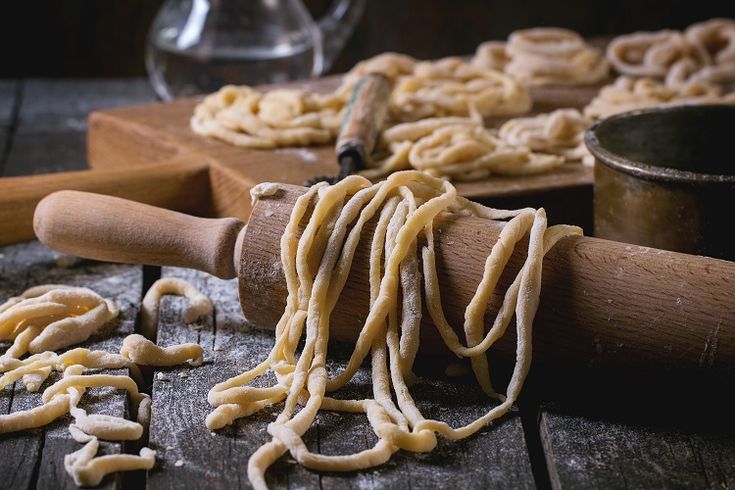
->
[87,75,602,225]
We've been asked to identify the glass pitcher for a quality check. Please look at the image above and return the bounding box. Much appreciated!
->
[146,0,365,100]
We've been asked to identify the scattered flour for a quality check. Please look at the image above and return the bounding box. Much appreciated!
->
[275,148,319,162]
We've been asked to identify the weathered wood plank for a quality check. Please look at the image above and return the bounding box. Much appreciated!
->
[0,241,143,489]
[0,80,17,128]
[3,79,155,177]
[0,80,19,175]
[146,267,319,489]
[17,79,155,132]
[0,383,41,490]
[3,131,88,176]
[146,268,535,489]
[317,360,535,489]
[539,372,735,489]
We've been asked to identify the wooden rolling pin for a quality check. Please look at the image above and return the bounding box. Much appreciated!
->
[33,187,735,372]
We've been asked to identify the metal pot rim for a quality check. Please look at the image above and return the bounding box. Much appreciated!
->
[584,104,735,185]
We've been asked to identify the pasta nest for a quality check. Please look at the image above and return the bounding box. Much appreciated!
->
[191,85,344,148]
[607,30,710,78]
[473,27,609,85]
[361,117,564,181]
[390,57,532,120]
[583,76,735,120]
[607,19,735,91]
[498,109,593,165]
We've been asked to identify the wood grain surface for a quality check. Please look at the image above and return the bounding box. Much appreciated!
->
[541,403,735,489]
[3,79,154,177]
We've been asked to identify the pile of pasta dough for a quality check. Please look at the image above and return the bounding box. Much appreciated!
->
[472,27,610,85]
[360,107,594,180]
[0,279,211,487]
[206,170,581,489]
[387,56,532,120]
[191,85,345,149]
[191,49,611,182]
[337,53,532,120]
[498,108,594,165]
[607,18,735,89]
[584,75,735,120]
[360,115,567,181]
[191,54,531,151]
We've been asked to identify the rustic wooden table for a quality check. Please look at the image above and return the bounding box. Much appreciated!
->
[1,79,734,489]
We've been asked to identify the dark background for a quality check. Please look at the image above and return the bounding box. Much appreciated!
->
[1,0,734,78]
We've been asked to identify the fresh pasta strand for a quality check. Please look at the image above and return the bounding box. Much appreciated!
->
[141,277,213,339]
[193,53,532,151]
[0,286,119,356]
[498,109,594,166]
[584,76,735,120]
[121,333,204,367]
[607,29,709,78]
[210,170,582,489]
[361,116,565,181]
[64,438,156,487]
[505,28,610,85]
[190,85,343,149]
[391,57,531,121]
[1,284,211,486]
[472,28,609,85]
[606,19,735,91]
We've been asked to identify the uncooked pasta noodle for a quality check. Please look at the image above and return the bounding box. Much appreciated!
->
[607,30,709,78]
[121,333,203,367]
[685,18,735,65]
[209,170,581,489]
[191,85,344,149]
[192,53,532,149]
[667,61,735,89]
[472,28,609,85]
[141,277,213,339]
[584,76,735,120]
[498,109,594,166]
[360,116,564,181]
[343,54,530,120]
[335,52,418,99]
[0,285,118,356]
[0,281,210,486]
[505,28,609,85]
[65,438,156,487]
[472,41,511,72]
[607,19,735,91]
[390,57,531,120]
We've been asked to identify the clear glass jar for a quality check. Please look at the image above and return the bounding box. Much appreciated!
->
[146,0,364,100]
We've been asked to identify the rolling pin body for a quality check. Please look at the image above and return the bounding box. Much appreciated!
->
[240,185,735,371]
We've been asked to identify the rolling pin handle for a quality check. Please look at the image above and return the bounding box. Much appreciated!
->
[34,190,244,279]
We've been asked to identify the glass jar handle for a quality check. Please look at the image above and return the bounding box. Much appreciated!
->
[315,0,366,71]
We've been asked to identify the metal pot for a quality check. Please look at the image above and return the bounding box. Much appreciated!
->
[585,104,735,261]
